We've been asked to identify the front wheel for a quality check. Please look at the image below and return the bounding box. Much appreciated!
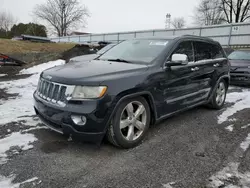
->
[106,97,151,148]
[209,79,228,109]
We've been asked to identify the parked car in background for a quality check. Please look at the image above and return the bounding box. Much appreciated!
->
[228,50,250,85]
[34,36,230,148]
[223,47,234,56]
[69,43,116,62]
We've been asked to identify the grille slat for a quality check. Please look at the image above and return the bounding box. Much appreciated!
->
[42,81,47,96]
[45,81,50,97]
[59,86,67,101]
[37,78,68,106]
[46,83,52,101]
[49,84,55,100]
[52,85,59,101]
[57,86,62,102]
[40,80,45,95]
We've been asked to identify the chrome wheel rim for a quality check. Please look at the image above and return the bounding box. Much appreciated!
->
[216,82,226,106]
[120,101,147,141]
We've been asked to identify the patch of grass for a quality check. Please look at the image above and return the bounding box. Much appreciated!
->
[0,39,75,55]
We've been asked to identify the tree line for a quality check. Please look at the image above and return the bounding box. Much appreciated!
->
[0,0,89,38]
[1,0,250,38]
[171,0,250,28]
[0,11,47,39]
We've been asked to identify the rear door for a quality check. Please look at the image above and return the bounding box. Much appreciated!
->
[210,44,228,84]
[192,41,220,103]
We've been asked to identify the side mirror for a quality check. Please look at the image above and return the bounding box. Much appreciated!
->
[167,54,188,66]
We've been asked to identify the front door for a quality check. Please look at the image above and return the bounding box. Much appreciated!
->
[158,41,203,116]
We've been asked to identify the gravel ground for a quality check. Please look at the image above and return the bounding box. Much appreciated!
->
[0,63,250,188]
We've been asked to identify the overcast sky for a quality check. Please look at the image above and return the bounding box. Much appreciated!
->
[1,0,199,34]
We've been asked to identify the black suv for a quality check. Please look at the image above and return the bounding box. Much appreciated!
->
[34,35,230,148]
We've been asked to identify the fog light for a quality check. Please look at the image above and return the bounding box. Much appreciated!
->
[71,115,87,126]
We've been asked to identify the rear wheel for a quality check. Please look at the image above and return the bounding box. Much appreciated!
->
[209,79,227,109]
[107,97,151,148]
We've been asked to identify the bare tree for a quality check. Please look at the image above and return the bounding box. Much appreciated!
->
[194,0,225,26]
[33,0,89,36]
[171,17,186,29]
[0,11,16,32]
[221,0,250,23]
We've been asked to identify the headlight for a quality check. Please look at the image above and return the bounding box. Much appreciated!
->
[71,86,107,100]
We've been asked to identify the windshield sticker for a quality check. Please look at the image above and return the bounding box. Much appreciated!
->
[149,41,168,46]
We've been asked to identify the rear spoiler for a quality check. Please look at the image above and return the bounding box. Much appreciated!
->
[0,53,26,66]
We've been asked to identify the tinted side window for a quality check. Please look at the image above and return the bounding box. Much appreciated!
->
[195,42,211,61]
[172,41,194,62]
[211,45,224,59]
[195,42,224,61]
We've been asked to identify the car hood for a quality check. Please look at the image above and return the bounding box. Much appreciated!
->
[230,59,250,68]
[42,60,149,85]
[70,54,98,62]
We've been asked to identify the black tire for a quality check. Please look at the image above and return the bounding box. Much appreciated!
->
[106,97,151,149]
[209,79,228,109]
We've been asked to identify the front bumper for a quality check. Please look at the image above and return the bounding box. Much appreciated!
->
[33,92,111,143]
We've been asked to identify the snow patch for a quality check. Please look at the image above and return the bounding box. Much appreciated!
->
[0,175,16,188]
[0,175,39,188]
[0,132,37,165]
[19,60,64,75]
[21,126,48,133]
[240,133,250,151]
[242,124,250,129]
[225,124,234,132]
[218,89,250,124]
[19,177,39,185]
[0,60,65,125]
[0,60,63,186]
[162,182,175,188]
[229,118,237,122]
[0,74,7,77]
[208,162,250,188]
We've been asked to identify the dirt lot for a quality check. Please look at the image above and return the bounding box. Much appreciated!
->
[0,39,99,77]
[0,39,75,55]
[0,61,250,188]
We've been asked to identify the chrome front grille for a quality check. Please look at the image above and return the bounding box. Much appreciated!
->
[37,78,72,106]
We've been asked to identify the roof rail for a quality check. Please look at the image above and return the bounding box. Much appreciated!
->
[182,34,214,41]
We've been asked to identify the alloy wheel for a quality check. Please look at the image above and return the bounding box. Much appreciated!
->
[216,82,226,106]
[119,101,147,141]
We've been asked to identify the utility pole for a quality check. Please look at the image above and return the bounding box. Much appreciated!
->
[62,1,66,36]
[165,14,171,29]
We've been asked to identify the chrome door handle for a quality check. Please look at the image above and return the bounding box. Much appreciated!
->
[191,67,199,71]
[213,63,219,67]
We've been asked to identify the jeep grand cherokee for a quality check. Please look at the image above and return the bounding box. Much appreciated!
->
[34,35,230,148]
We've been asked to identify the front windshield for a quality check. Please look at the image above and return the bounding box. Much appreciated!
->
[98,39,169,64]
[97,44,116,55]
[228,51,250,61]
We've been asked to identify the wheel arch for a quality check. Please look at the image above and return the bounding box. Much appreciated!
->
[106,91,157,130]
[208,74,230,102]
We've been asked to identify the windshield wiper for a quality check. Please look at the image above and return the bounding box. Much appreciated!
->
[106,58,131,63]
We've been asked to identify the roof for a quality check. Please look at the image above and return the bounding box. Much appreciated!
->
[134,35,214,41]
[131,35,217,44]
